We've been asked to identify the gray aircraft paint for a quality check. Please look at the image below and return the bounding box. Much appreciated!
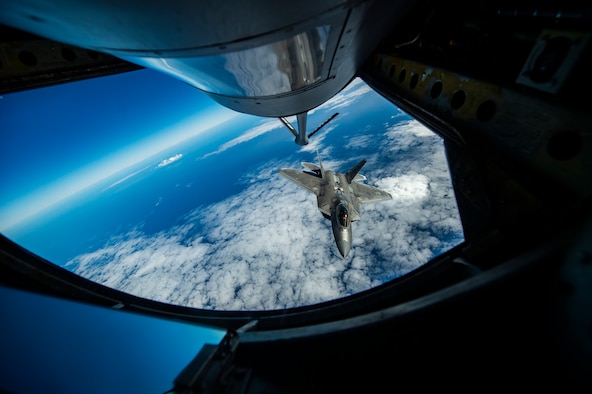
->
[279,153,392,257]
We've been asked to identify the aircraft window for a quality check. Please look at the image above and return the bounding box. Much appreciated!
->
[337,204,350,227]
[0,71,464,312]
[119,26,331,97]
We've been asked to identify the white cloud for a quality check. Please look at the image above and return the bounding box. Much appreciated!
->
[376,173,429,203]
[67,114,463,311]
[345,134,373,150]
[383,119,436,153]
[311,78,373,114]
[157,154,183,168]
[202,118,281,158]
[101,166,150,192]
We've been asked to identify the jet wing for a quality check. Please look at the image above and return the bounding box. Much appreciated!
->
[350,182,392,204]
[278,168,321,195]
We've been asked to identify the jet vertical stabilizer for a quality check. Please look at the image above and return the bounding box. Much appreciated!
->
[316,150,325,177]
[345,159,367,184]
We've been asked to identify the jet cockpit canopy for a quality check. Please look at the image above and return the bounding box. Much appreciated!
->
[336,203,350,227]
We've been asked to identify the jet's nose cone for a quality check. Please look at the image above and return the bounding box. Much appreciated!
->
[337,239,351,258]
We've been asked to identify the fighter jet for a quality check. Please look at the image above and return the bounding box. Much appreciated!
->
[279,152,392,258]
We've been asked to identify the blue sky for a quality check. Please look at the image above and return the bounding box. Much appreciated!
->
[0,68,238,231]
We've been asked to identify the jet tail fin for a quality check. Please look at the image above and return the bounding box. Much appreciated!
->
[345,158,366,184]
[317,150,324,177]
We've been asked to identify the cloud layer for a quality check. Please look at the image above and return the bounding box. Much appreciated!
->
[67,80,464,311]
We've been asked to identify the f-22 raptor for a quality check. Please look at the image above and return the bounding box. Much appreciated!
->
[279,153,392,258]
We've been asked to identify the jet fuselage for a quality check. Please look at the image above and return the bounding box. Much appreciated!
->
[318,170,355,258]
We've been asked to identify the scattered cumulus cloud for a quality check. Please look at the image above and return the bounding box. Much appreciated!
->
[157,154,183,168]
